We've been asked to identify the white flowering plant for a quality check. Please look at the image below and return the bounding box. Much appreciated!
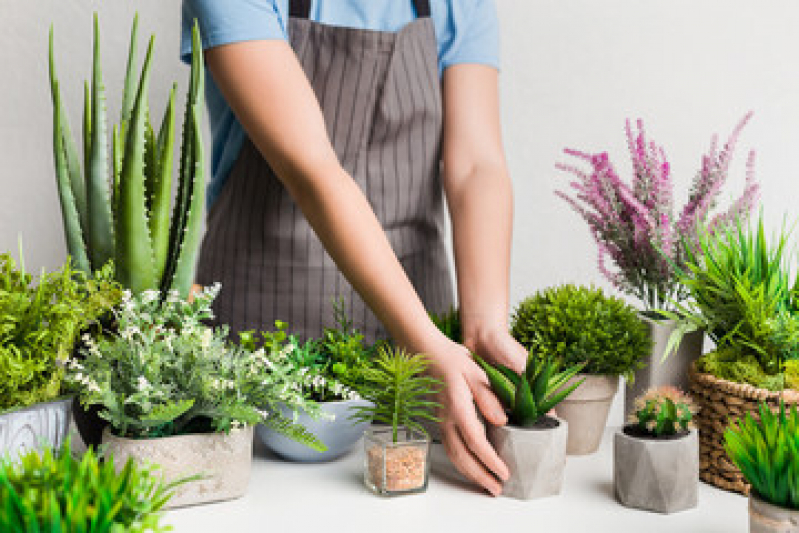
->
[67,285,325,451]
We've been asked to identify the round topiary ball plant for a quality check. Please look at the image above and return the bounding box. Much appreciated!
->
[511,284,651,381]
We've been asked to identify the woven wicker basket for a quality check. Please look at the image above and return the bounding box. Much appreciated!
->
[688,363,799,494]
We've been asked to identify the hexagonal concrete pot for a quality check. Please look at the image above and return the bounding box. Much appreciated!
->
[554,374,618,455]
[624,315,704,418]
[103,426,253,509]
[749,493,799,533]
[614,427,698,514]
[0,397,72,460]
[486,416,568,500]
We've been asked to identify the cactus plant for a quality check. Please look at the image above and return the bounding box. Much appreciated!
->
[48,14,205,298]
[628,386,696,437]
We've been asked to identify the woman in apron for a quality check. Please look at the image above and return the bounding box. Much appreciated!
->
[182,0,525,496]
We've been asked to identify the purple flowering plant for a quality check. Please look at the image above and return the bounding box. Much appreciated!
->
[556,114,760,312]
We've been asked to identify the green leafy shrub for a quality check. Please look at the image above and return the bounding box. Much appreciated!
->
[0,441,181,532]
[351,347,442,442]
[695,349,799,391]
[68,285,324,451]
[725,402,799,510]
[667,217,799,379]
[629,386,695,437]
[0,254,120,412]
[430,307,461,343]
[474,351,585,427]
[511,284,651,381]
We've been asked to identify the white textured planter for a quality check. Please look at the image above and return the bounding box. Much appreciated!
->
[103,426,253,509]
[487,417,568,500]
[625,316,704,417]
[614,428,698,514]
[554,374,618,455]
[0,397,72,460]
[750,494,799,533]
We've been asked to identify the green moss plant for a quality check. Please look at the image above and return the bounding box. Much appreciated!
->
[629,386,696,437]
[695,349,799,392]
[725,402,799,510]
[49,14,205,298]
[0,441,184,533]
[474,351,585,427]
[511,284,651,382]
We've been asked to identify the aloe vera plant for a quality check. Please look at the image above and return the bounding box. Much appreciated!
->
[49,14,205,298]
[474,352,585,427]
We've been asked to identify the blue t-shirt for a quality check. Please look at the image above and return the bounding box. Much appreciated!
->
[181,0,500,208]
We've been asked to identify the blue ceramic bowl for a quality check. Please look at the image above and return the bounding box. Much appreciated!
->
[256,398,373,462]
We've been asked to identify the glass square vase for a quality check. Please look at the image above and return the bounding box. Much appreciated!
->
[363,426,430,496]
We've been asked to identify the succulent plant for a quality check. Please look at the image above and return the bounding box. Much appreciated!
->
[430,307,461,343]
[629,386,696,437]
[474,351,585,427]
[725,402,799,510]
[48,14,205,298]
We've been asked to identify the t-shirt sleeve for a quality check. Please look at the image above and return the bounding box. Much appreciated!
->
[181,0,288,63]
[440,0,500,70]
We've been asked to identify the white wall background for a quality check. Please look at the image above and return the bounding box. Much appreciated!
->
[1,1,798,422]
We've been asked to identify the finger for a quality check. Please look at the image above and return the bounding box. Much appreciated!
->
[442,425,503,496]
[491,335,527,373]
[452,404,510,482]
[472,379,507,427]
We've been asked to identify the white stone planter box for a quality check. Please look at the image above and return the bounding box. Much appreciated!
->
[0,397,72,460]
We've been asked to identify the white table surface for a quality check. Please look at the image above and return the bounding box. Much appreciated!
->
[166,426,748,533]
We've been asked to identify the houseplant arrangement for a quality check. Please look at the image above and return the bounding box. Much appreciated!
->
[671,218,799,492]
[351,347,442,496]
[0,253,119,459]
[253,304,374,462]
[614,386,699,514]
[512,284,651,455]
[68,284,325,508]
[725,402,799,533]
[474,351,584,499]
[557,115,759,414]
[49,14,205,299]
[0,441,183,533]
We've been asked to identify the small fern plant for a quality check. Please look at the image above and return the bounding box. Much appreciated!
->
[0,441,183,533]
[629,386,695,437]
[725,402,799,510]
[351,347,442,443]
[474,351,585,427]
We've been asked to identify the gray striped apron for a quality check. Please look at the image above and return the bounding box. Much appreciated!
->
[196,0,454,343]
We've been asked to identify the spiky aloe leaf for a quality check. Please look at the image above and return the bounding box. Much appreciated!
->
[150,85,176,283]
[86,14,115,271]
[115,36,157,293]
[83,79,91,183]
[111,123,121,204]
[119,13,139,129]
[51,81,91,274]
[512,378,538,426]
[143,118,157,215]
[473,354,516,410]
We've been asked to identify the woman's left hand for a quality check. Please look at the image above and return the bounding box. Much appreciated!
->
[462,322,527,375]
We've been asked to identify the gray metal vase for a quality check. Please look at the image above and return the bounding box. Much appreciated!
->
[614,428,699,514]
[487,418,569,500]
[256,398,373,462]
[625,316,704,417]
[749,494,799,533]
[0,397,72,460]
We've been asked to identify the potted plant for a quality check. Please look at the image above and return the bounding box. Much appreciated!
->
[725,402,799,533]
[615,386,699,513]
[474,351,585,499]
[68,285,325,508]
[0,253,119,459]
[254,303,375,462]
[351,347,442,496]
[512,284,651,455]
[670,217,799,493]
[556,115,759,415]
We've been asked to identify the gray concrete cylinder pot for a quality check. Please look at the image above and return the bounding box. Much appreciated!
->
[486,417,568,500]
[0,397,72,460]
[554,374,618,455]
[256,398,373,462]
[614,427,698,514]
[749,494,799,533]
[625,315,704,417]
[103,426,253,509]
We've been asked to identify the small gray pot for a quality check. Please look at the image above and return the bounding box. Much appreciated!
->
[554,374,618,455]
[614,427,698,514]
[0,397,72,460]
[486,417,568,500]
[749,494,799,533]
[103,426,253,509]
[256,398,373,462]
